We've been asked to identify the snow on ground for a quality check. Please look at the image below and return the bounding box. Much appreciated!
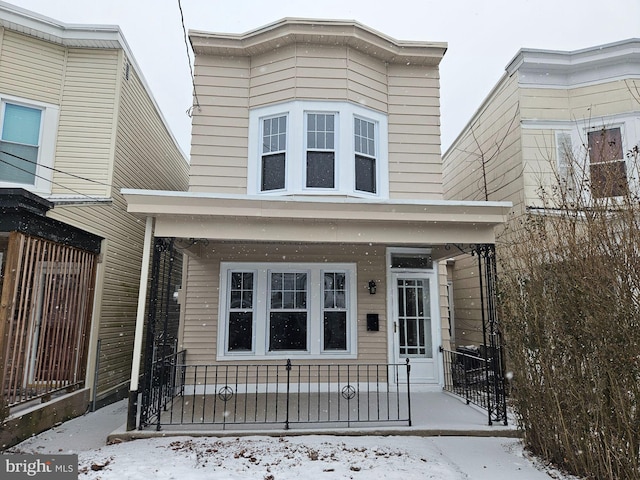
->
[6,400,580,479]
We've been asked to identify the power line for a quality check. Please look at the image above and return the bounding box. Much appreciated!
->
[177,0,201,117]
[0,148,115,188]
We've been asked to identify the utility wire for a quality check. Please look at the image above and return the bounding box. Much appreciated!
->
[0,152,108,201]
[177,0,201,116]
[0,149,115,188]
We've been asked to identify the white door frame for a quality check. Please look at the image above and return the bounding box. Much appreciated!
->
[386,247,442,386]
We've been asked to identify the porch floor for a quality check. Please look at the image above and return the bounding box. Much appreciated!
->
[111,390,518,443]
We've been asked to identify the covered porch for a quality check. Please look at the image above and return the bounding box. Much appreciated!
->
[121,190,511,433]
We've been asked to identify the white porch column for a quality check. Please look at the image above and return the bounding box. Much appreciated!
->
[127,216,154,430]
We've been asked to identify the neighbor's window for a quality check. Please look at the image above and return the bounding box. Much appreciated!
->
[220,263,357,359]
[354,117,376,194]
[0,103,42,185]
[261,115,287,191]
[0,97,58,193]
[587,127,627,198]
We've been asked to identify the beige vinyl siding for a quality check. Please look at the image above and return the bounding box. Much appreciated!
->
[521,128,560,208]
[51,48,119,197]
[0,30,65,104]
[346,48,388,112]
[520,80,638,123]
[49,53,188,399]
[443,74,523,207]
[181,243,388,366]
[190,55,249,194]
[442,76,523,348]
[387,64,443,199]
[438,261,452,351]
[449,253,485,346]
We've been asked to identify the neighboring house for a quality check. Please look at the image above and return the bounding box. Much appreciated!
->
[442,38,640,346]
[0,2,188,447]
[122,18,511,431]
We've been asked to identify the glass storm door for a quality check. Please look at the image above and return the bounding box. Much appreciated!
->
[392,273,439,384]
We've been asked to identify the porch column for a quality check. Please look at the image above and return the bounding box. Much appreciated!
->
[127,216,154,431]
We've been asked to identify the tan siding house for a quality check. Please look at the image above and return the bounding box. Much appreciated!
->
[0,4,188,447]
[123,18,511,431]
[443,38,640,346]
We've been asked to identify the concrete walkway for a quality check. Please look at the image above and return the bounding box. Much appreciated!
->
[8,391,518,454]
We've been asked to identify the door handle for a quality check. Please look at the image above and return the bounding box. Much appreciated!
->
[394,322,397,333]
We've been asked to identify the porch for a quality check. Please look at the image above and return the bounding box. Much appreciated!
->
[133,346,510,435]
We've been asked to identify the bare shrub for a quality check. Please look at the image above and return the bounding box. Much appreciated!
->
[499,141,640,479]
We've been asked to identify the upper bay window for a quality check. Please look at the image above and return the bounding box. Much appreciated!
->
[248,100,389,198]
[0,95,59,194]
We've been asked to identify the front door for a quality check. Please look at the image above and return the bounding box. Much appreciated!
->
[390,272,439,384]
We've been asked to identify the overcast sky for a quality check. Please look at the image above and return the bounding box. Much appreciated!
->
[13,0,640,157]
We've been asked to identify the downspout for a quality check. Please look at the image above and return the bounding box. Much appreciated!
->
[127,216,154,431]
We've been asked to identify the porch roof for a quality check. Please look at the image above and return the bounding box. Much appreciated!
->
[121,189,511,251]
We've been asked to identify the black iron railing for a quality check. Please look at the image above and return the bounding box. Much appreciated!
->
[441,347,507,425]
[140,348,186,429]
[140,358,412,431]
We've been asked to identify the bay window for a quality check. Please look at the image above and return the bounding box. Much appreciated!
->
[248,100,388,198]
[219,263,357,359]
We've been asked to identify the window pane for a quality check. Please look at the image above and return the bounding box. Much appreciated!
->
[263,116,286,154]
[588,128,623,164]
[306,151,335,188]
[269,312,307,350]
[262,153,285,191]
[354,118,375,156]
[228,312,253,351]
[590,161,628,198]
[2,104,41,145]
[0,142,38,184]
[324,312,347,350]
[355,154,376,193]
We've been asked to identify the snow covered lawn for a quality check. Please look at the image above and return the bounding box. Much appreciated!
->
[74,435,567,479]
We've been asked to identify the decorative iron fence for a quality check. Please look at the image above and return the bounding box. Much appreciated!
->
[441,346,507,425]
[140,356,412,431]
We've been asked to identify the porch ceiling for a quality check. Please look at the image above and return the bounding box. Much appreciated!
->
[121,189,511,248]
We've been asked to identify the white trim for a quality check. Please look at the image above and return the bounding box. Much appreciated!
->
[385,247,442,385]
[248,100,389,199]
[0,93,59,194]
[217,262,358,361]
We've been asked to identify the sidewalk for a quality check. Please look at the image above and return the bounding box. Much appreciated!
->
[8,394,557,480]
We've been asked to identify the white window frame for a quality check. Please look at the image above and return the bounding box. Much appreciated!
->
[218,262,358,360]
[0,94,59,194]
[248,100,389,199]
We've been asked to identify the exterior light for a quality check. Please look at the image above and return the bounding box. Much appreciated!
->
[368,280,377,295]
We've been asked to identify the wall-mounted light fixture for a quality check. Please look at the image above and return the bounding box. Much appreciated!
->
[368,280,377,295]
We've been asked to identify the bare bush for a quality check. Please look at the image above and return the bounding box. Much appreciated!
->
[498,140,640,479]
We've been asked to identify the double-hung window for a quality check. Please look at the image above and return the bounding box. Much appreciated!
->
[268,272,308,351]
[587,127,627,198]
[306,113,336,189]
[1,103,42,185]
[261,115,287,191]
[248,100,388,198]
[219,263,357,359]
[0,96,58,193]
[354,117,377,194]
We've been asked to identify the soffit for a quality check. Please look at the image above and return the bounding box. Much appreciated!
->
[122,190,510,245]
